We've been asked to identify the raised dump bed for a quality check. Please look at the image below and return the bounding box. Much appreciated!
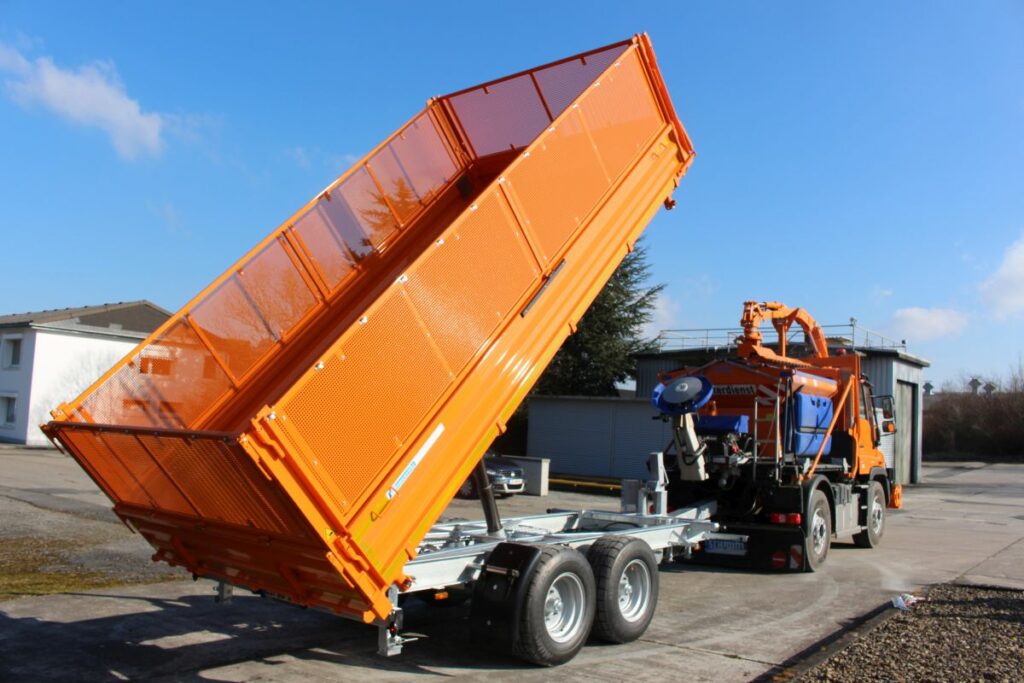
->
[44,35,694,626]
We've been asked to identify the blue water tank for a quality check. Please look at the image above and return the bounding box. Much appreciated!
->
[788,392,833,456]
[696,414,750,435]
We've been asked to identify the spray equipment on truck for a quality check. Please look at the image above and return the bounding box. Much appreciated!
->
[651,301,901,571]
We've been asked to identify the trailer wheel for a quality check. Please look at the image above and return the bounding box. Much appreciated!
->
[513,546,595,666]
[805,489,831,571]
[853,481,885,548]
[587,536,659,643]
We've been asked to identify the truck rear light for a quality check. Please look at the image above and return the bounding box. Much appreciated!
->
[768,512,802,525]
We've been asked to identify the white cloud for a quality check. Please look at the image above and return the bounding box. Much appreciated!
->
[285,145,361,173]
[979,234,1024,318]
[0,42,163,160]
[888,307,968,342]
[148,200,190,237]
[336,153,360,169]
[643,291,681,341]
[0,42,30,74]
[684,273,716,298]
[285,145,311,169]
[870,285,893,301]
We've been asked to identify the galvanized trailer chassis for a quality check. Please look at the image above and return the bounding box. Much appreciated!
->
[364,457,721,656]
[224,456,721,658]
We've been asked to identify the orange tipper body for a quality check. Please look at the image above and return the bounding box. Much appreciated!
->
[42,36,694,623]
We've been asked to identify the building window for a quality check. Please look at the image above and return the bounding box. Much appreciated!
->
[2,337,22,369]
[0,396,15,427]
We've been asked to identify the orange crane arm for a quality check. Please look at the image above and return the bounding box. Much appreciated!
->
[736,300,829,366]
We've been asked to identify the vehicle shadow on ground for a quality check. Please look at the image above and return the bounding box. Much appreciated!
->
[0,589,529,682]
[660,541,867,575]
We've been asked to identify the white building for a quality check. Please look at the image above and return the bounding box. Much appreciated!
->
[0,301,170,446]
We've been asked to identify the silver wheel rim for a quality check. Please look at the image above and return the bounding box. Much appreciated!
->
[544,572,586,643]
[618,558,651,623]
[811,508,828,557]
[870,492,884,534]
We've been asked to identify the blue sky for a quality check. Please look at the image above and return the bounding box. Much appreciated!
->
[1,2,1022,386]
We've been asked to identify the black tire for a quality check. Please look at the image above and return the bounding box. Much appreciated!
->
[804,489,831,572]
[456,477,477,500]
[586,536,659,643]
[853,481,886,548]
[513,545,596,666]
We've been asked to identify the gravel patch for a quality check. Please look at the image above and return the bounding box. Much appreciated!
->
[802,583,1024,683]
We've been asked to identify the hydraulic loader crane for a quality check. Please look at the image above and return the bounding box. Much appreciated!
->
[651,301,901,571]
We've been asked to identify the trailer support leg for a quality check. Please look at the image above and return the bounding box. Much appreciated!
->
[377,585,417,656]
[214,581,233,604]
[473,458,502,534]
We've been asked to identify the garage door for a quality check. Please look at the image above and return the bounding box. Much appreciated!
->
[895,381,915,484]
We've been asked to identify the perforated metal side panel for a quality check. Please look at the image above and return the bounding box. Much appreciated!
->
[61,109,459,434]
[447,75,552,157]
[579,51,663,182]
[448,43,630,158]
[56,426,312,538]
[503,109,609,264]
[76,319,234,429]
[533,46,622,119]
[404,189,538,375]
[278,288,454,509]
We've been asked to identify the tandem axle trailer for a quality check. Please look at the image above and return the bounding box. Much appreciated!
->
[235,455,720,664]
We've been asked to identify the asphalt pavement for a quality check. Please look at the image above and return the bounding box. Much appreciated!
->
[1,446,1022,682]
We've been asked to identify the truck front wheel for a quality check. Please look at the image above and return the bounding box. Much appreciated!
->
[805,489,831,571]
[853,481,885,548]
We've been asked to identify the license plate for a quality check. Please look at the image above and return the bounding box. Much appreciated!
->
[508,479,523,486]
[705,539,748,556]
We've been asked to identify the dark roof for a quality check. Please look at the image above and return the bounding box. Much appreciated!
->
[857,346,930,368]
[0,301,171,335]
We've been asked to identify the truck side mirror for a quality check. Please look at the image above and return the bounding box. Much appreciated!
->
[873,395,895,421]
